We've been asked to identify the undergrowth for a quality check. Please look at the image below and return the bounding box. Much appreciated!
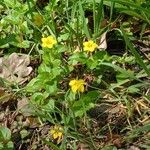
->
[0,0,150,149]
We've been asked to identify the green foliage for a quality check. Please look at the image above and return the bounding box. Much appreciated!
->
[0,0,150,149]
[72,91,100,117]
[0,127,14,150]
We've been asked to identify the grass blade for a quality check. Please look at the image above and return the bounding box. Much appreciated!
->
[78,1,91,39]
[93,0,104,34]
[121,26,150,76]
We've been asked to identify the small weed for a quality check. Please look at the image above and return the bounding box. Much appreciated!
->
[0,0,150,149]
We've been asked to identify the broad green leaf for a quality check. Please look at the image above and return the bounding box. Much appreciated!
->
[73,91,100,117]
[0,34,17,47]
[0,127,11,141]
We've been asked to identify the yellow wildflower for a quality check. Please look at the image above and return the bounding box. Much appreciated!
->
[33,14,44,27]
[41,36,57,48]
[83,40,98,52]
[49,125,63,144]
[69,79,86,93]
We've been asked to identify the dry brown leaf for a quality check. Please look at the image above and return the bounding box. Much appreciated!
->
[0,53,32,84]
[17,97,34,116]
[0,87,12,104]
[98,32,107,50]
[128,146,140,150]
[24,116,40,128]
[77,142,90,150]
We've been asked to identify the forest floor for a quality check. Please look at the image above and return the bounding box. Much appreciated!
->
[0,0,150,150]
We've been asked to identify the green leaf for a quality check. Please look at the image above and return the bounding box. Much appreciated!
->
[93,0,104,33]
[45,81,58,95]
[69,52,87,65]
[0,143,4,149]
[73,91,100,117]
[116,70,134,82]
[51,67,62,78]
[20,129,30,139]
[0,127,11,141]
[127,86,140,93]
[78,1,91,38]
[0,34,17,47]
[3,0,21,8]
[0,127,14,150]
[5,141,14,150]
[86,51,109,69]
[25,76,45,92]
[86,57,98,69]
[31,92,46,105]
[38,64,52,73]
[42,99,55,112]
[11,40,30,48]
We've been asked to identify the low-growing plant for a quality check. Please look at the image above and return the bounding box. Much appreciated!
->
[0,0,150,149]
[0,127,14,150]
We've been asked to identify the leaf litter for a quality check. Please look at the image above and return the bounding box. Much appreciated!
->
[0,52,32,85]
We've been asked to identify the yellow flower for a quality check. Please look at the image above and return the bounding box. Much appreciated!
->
[41,36,57,48]
[83,40,98,52]
[33,14,44,27]
[69,79,86,93]
[49,125,63,144]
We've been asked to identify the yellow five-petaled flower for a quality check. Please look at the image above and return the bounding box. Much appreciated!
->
[69,79,86,93]
[49,125,63,144]
[41,36,57,48]
[83,40,98,52]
